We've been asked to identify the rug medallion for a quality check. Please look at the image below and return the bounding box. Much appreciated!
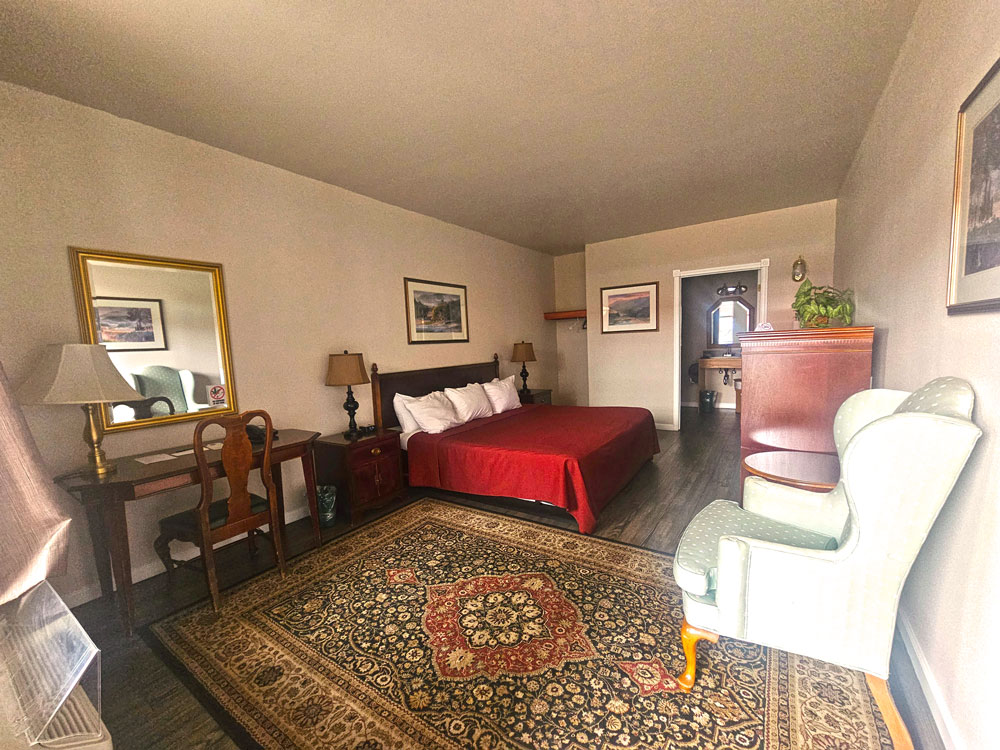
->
[151,499,893,749]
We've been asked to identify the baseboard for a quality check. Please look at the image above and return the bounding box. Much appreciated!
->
[655,422,679,431]
[60,505,313,610]
[895,613,961,749]
[680,402,736,410]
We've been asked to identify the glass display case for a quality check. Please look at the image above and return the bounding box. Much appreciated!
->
[0,582,111,749]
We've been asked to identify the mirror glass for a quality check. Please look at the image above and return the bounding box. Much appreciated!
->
[71,248,238,431]
[709,296,754,346]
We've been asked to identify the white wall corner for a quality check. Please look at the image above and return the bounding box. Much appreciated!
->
[897,612,964,750]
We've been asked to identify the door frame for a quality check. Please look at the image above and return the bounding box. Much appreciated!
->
[670,259,769,430]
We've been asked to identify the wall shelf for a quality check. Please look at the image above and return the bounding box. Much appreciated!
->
[543,309,587,320]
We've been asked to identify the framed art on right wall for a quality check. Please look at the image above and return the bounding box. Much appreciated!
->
[948,55,1000,313]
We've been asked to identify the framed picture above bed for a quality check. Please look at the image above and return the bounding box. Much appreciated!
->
[947,55,1000,313]
[404,277,470,344]
[600,281,659,333]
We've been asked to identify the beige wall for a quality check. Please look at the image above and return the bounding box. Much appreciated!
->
[585,200,836,427]
[552,252,588,405]
[834,1,1000,746]
[0,82,555,607]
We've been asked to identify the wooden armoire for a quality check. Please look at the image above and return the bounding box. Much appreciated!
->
[737,327,875,464]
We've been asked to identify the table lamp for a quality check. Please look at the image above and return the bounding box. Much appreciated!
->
[325,350,370,440]
[511,341,536,393]
[16,344,144,477]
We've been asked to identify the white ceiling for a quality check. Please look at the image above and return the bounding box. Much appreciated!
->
[0,1,918,254]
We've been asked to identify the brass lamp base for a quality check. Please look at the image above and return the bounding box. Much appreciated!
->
[82,404,116,477]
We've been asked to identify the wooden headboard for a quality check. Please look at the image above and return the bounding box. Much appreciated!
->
[371,355,500,430]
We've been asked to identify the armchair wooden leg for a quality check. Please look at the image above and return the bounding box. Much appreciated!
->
[865,674,913,750]
[678,619,719,691]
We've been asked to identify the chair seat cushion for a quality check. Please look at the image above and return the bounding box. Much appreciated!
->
[159,493,270,534]
[673,499,838,596]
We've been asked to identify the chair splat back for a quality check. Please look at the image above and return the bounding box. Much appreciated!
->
[193,410,275,529]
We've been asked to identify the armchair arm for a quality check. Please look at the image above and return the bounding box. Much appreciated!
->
[714,533,845,641]
[742,476,848,539]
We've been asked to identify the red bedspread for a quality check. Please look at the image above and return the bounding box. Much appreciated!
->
[407,404,659,534]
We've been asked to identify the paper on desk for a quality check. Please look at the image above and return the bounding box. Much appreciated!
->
[170,442,224,457]
[135,453,176,464]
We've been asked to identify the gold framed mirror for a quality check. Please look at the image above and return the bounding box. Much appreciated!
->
[69,247,238,432]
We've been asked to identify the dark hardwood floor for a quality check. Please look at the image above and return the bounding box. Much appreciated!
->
[70,408,926,749]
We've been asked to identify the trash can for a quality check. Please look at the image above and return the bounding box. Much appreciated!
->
[734,378,742,414]
[317,485,338,528]
[699,390,718,414]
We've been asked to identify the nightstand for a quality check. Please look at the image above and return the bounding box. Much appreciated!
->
[519,388,552,405]
[314,431,404,524]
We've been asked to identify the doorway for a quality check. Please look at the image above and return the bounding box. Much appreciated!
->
[672,260,769,429]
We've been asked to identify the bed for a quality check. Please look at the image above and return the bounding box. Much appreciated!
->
[371,356,659,533]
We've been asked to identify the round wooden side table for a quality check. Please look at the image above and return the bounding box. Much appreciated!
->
[742,450,840,492]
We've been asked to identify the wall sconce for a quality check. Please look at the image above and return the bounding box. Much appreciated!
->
[792,255,807,282]
[716,282,748,296]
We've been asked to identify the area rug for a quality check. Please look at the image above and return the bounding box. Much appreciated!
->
[150,499,893,749]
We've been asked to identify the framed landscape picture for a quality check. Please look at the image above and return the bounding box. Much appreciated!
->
[948,56,1000,313]
[404,278,470,344]
[601,282,659,334]
[92,297,167,351]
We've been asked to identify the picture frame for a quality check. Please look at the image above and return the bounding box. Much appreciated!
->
[947,55,1000,314]
[600,281,659,334]
[404,277,470,344]
[92,296,167,351]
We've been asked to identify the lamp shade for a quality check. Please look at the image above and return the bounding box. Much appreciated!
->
[325,352,370,386]
[16,344,143,405]
[511,341,536,363]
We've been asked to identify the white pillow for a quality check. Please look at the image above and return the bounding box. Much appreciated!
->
[393,392,422,434]
[445,383,494,423]
[482,375,522,414]
[398,391,464,434]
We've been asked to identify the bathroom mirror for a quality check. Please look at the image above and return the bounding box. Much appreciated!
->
[708,296,755,347]
[70,247,238,432]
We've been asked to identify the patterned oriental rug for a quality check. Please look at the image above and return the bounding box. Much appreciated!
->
[150,499,894,749]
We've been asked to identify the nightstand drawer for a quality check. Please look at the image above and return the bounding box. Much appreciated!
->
[347,434,399,467]
[519,388,552,405]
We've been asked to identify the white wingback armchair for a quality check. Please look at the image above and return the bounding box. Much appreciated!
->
[672,377,981,748]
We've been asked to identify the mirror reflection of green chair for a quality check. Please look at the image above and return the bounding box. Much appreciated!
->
[133,365,209,417]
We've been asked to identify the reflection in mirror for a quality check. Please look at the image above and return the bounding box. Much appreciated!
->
[70,248,237,432]
[708,296,755,346]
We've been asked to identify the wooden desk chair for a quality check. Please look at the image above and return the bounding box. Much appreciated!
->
[153,410,287,611]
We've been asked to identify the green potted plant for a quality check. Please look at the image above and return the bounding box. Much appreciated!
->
[792,278,855,328]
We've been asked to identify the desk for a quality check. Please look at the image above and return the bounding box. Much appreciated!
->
[56,429,321,635]
[742,450,839,492]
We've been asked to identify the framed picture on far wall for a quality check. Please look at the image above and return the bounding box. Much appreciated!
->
[404,277,470,344]
[601,281,659,334]
[92,297,167,351]
[947,55,1000,313]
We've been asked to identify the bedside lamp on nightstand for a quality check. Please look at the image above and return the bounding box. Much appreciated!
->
[511,341,536,393]
[326,350,370,441]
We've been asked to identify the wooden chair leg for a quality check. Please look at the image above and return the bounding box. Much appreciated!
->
[678,619,719,691]
[199,538,222,612]
[865,674,913,750]
[153,533,175,584]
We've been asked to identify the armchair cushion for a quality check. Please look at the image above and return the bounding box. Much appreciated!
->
[673,499,838,596]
